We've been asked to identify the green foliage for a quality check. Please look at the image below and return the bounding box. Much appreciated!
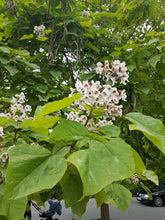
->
[60,167,89,217]
[0,94,164,219]
[37,94,82,117]
[5,144,67,200]
[99,125,120,137]
[0,0,165,219]
[0,184,27,220]
[67,139,135,197]
[104,183,132,211]
[125,112,165,154]
[49,120,89,142]
[132,148,146,178]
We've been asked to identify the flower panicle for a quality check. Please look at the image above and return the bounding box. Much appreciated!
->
[67,59,129,131]
[0,93,32,122]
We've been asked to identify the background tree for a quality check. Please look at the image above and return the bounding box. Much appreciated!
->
[0,0,165,220]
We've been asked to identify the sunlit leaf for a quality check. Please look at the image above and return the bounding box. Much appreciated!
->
[125,112,165,154]
[67,138,134,197]
[37,94,82,117]
[5,144,67,199]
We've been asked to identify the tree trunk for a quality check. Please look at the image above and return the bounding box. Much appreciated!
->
[101,203,110,220]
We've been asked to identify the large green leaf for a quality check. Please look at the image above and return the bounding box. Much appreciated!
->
[94,189,106,208]
[0,117,8,125]
[20,34,33,40]
[0,46,10,54]
[131,149,158,184]
[149,54,161,68]
[5,65,19,76]
[80,21,91,27]
[60,170,89,217]
[49,120,89,142]
[37,94,82,117]
[104,183,132,211]
[5,144,67,199]
[125,112,165,154]
[67,138,135,197]
[0,184,27,220]
[21,116,60,128]
[99,125,120,137]
[142,170,158,185]
[132,148,146,178]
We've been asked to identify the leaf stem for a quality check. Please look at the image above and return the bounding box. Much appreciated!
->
[84,106,94,127]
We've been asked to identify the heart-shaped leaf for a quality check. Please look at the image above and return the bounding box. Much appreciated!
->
[5,144,67,200]
[67,138,135,197]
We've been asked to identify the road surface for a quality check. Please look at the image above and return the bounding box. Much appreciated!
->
[31,197,165,220]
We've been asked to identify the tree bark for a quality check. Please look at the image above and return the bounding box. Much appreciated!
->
[101,203,110,220]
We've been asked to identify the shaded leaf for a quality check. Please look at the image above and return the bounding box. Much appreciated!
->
[0,46,10,54]
[104,183,132,211]
[49,120,89,142]
[60,171,89,217]
[5,65,19,76]
[94,189,106,208]
[50,70,62,78]
[149,54,161,68]
[0,184,27,220]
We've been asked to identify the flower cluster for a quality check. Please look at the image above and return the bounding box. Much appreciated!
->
[0,92,32,122]
[96,60,129,85]
[81,10,90,17]
[67,79,127,130]
[33,24,45,38]
[129,172,139,185]
[93,24,100,30]
[0,152,8,168]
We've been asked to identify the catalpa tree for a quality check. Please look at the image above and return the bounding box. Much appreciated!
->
[0,59,165,220]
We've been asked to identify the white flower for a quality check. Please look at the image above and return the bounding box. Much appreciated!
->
[25,105,32,112]
[94,24,100,29]
[0,113,7,118]
[97,62,103,67]
[67,59,129,130]
[20,92,25,99]
[13,115,19,121]
[81,10,90,17]
[11,104,18,112]
[0,127,3,137]
[11,97,17,103]
[33,24,46,38]
[0,152,8,162]
[6,113,11,118]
